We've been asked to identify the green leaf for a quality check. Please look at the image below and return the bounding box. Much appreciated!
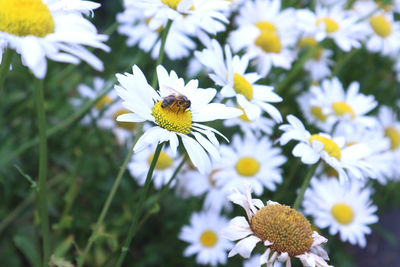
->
[13,235,41,267]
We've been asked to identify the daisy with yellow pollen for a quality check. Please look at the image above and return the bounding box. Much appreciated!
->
[195,40,283,122]
[215,133,286,196]
[72,77,116,126]
[180,164,233,213]
[303,177,378,248]
[279,115,376,183]
[72,77,140,145]
[228,0,298,76]
[223,101,275,136]
[297,36,334,81]
[296,4,364,52]
[128,145,180,189]
[363,11,400,55]
[0,0,109,79]
[222,186,331,267]
[178,211,233,266]
[114,65,242,174]
[133,0,230,35]
[296,90,335,132]
[307,78,378,131]
[117,1,196,60]
[334,123,394,185]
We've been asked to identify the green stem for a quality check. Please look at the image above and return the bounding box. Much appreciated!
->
[132,154,188,237]
[34,78,51,267]
[275,159,301,202]
[1,82,114,167]
[331,49,358,77]
[77,122,144,267]
[275,44,321,95]
[0,175,64,234]
[0,49,14,94]
[115,143,164,267]
[3,51,148,168]
[293,161,320,210]
[151,19,173,89]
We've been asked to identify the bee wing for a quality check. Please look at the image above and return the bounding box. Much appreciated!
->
[162,85,180,96]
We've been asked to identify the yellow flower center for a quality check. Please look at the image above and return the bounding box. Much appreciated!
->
[233,73,253,101]
[161,0,181,10]
[235,157,260,177]
[255,21,277,33]
[310,106,328,122]
[370,15,392,38]
[147,151,174,170]
[200,230,218,247]
[385,126,400,150]
[309,134,341,160]
[298,37,323,60]
[152,101,192,134]
[255,31,282,53]
[331,203,354,225]
[237,106,251,122]
[113,109,137,131]
[331,101,355,119]
[316,17,339,33]
[0,0,55,37]
[250,204,314,257]
[95,95,113,110]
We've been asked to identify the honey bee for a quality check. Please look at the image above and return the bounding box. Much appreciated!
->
[161,86,191,113]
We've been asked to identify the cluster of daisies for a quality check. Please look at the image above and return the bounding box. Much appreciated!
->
[2,0,400,266]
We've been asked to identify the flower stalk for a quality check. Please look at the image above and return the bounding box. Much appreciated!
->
[151,19,173,89]
[275,44,321,95]
[77,123,144,267]
[0,48,14,94]
[293,160,320,210]
[115,142,165,267]
[34,78,51,267]
[78,18,173,266]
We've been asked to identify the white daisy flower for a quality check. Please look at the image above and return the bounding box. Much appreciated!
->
[216,133,286,196]
[229,0,298,76]
[279,115,376,183]
[303,177,379,248]
[72,77,114,124]
[297,36,334,81]
[223,103,275,137]
[296,4,364,52]
[103,101,142,145]
[377,106,400,179]
[363,11,400,55]
[133,0,230,35]
[0,0,109,79]
[178,210,233,267]
[307,77,378,130]
[114,65,242,174]
[71,77,140,145]
[180,165,232,213]
[334,123,394,184]
[296,89,335,133]
[195,39,282,122]
[117,2,196,60]
[222,186,331,267]
[128,144,180,190]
